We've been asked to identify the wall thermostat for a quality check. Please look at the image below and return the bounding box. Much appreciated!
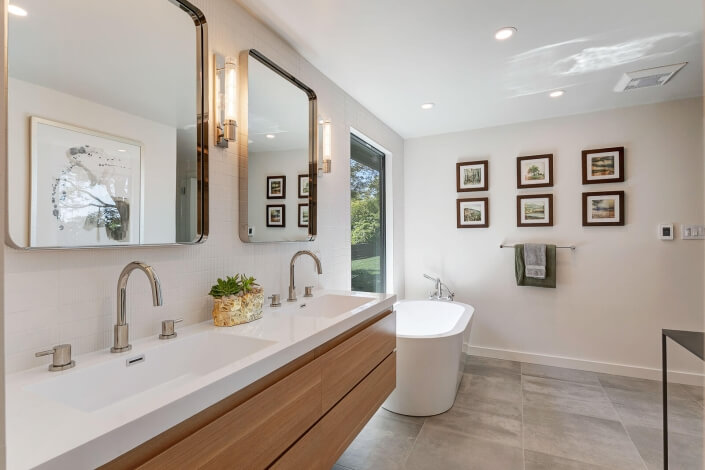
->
[658,224,674,240]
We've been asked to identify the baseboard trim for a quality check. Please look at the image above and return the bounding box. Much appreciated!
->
[465,344,704,386]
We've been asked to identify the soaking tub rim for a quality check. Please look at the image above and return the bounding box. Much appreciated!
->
[394,299,474,340]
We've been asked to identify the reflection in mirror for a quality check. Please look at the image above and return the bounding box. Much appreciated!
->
[239,50,317,243]
[6,0,207,248]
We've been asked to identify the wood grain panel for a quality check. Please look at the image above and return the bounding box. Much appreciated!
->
[313,309,393,357]
[100,352,315,470]
[138,359,322,470]
[320,311,396,411]
[271,352,396,470]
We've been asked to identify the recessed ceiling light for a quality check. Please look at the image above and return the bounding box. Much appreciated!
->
[495,27,516,41]
[8,5,27,16]
[549,90,565,98]
[421,103,435,110]
[117,149,127,153]
[265,134,275,139]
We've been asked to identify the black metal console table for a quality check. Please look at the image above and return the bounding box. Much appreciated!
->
[661,329,704,470]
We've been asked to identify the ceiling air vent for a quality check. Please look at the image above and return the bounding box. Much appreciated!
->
[614,62,687,92]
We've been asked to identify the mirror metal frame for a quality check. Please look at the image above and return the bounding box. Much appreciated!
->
[3,0,209,249]
[238,49,317,243]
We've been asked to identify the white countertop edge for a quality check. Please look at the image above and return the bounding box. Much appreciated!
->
[8,290,396,470]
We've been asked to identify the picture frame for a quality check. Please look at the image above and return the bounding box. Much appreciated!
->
[266,204,285,227]
[30,116,142,247]
[298,203,309,227]
[456,197,489,228]
[582,147,624,184]
[267,176,286,199]
[456,160,488,192]
[582,191,625,226]
[517,154,553,189]
[298,174,310,198]
[517,194,553,227]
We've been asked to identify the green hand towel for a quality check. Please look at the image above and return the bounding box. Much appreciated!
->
[515,244,556,288]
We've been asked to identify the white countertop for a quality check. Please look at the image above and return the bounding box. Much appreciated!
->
[6,290,396,470]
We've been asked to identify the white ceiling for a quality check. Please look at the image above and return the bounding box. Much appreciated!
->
[237,0,703,138]
[8,0,196,128]
[247,56,309,153]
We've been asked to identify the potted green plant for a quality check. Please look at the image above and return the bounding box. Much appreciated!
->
[209,274,264,326]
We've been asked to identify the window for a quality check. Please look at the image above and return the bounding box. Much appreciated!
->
[350,134,386,293]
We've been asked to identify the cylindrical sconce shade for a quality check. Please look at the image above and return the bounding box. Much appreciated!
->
[322,120,332,173]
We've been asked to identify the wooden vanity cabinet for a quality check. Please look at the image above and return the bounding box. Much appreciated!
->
[101,309,396,470]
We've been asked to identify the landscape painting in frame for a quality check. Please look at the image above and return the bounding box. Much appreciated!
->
[267,176,286,199]
[298,203,309,227]
[517,154,553,189]
[456,160,488,192]
[266,204,285,227]
[30,116,141,247]
[517,194,553,227]
[456,197,489,228]
[298,174,310,198]
[583,191,625,226]
[582,147,624,184]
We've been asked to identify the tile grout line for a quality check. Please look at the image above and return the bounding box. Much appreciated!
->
[597,377,650,470]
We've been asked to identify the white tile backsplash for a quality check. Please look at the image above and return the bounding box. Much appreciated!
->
[3,0,405,373]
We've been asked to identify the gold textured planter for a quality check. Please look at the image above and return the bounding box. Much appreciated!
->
[211,288,264,327]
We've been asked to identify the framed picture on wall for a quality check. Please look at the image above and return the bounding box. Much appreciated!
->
[456,160,488,192]
[298,203,309,227]
[267,176,286,199]
[582,191,625,226]
[30,116,142,247]
[266,204,285,227]
[456,197,489,228]
[298,174,310,198]
[582,147,624,184]
[517,194,553,227]
[517,154,553,188]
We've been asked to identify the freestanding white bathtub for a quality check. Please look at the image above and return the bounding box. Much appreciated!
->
[383,300,474,416]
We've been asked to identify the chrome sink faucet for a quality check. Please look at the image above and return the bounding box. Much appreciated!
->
[423,274,455,301]
[112,262,163,353]
[288,251,322,302]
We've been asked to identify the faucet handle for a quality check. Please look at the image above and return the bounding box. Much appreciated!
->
[304,286,314,297]
[268,294,281,307]
[159,319,182,340]
[35,344,76,372]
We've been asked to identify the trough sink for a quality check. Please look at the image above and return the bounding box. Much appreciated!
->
[295,294,376,318]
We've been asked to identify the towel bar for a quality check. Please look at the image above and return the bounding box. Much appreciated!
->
[500,244,576,250]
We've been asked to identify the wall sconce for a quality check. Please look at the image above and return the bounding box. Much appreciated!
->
[215,54,237,148]
[320,120,332,173]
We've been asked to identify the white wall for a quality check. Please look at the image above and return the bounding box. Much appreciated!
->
[7,78,177,246]
[248,149,309,242]
[2,0,405,373]
[404,98,704,383]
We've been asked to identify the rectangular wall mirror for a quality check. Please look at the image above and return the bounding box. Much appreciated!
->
[5,0,208,249]
[238,49,317,243]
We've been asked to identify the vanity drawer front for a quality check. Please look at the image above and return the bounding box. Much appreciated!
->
[319,310,396,411]
[272,352,396,470]
[139,359,323,470]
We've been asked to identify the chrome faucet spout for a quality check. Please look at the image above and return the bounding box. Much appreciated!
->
[112,262,163,353]
[288,251,322,302]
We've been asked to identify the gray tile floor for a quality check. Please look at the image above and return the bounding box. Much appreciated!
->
[335,355,704,470]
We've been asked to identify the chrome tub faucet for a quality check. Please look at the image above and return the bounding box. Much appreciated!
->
[423,273,455,301]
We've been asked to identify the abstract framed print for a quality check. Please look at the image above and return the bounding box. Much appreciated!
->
[30,116,142,247]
